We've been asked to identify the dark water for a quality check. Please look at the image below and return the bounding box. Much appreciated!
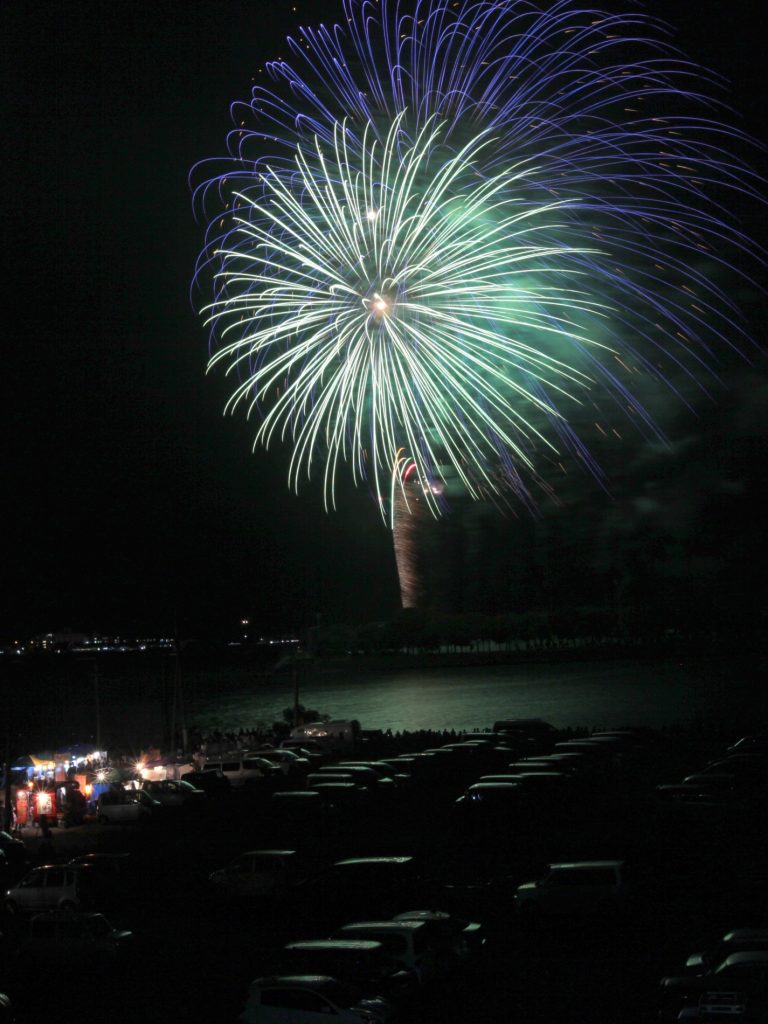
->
[9,653,765,750]
[184,656,765,735]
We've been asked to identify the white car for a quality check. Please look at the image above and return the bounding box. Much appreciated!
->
[209,850,305,898]
[238,975,388,1023]
[252,749,311,774]
[141,779,206,808]
[513,860,630,918]
[97,788,161,824]
[333,919,449,983]
[4,864,99,915]
[391,910,485,959]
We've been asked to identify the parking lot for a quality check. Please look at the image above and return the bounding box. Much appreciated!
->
[2,721,767,1022]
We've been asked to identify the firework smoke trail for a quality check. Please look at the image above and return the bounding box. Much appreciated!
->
[391,451,431,607]
[192,0,760,532]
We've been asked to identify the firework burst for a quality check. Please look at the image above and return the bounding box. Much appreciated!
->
[193,0,760,523]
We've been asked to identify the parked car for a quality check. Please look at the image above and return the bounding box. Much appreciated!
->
[66,853,133,905]
[507,757,582,777]
[289,719,361,750]
[278,740,327,766]
[5,863,100,915]
[391,910,485,959]
[141,779,206,808]
[493,719,558,739]
[0,833,29,880]
[676,987,767,1021]
[513,860,630,918]
[333,919,452,983]
[681,773,742,793]
[333,765,394,793]
[182,769,232,794]
[97,787,161,824]
[553,740,616,761]
[278,939,415,1004]
[252,749,311,775]
[202,756,279,787]
[17,909,133,966]
[684,929,768,973]
[209,850,307,898]
[299,857,425,925]
[696,761,768,785]
[454,782,524,814]
[660,951,768,1021]
[368,762,412,785]
[493,719,558,753]
[307,772,358,788]
[310,783,368,815]
[726,734,768,755]
[280,737,328,759]
[238,975,390,1023]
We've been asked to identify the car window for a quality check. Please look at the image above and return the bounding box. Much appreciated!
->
[45,869,66,887]
[368,934,407,955]
[549,868,614,886]
[60,920,88,938]
[261,989,332,1011]
[576,869,616,885]
[32,919,56,938]
[717,962,768,979]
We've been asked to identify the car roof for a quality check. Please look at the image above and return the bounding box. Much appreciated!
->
[334,856,412,866]
[684,774,736,782]
[285,940,383,952]
[722,929,768,942]
[548,860,624,870]
[514,771,565,779]
[466,782,520,791]
[69,852,130,861]
[37,862,93,872]
[31,910,107,922]
[239,849,296,858]
[718,951,768,967]
[253,975,350,990]
[339,920,427,933]
[393,910,453,920]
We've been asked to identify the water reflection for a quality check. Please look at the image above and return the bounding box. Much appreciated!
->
[187,658,762,735]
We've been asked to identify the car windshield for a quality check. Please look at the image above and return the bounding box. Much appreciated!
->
[320,981,361,1008]
[87,915,113,937]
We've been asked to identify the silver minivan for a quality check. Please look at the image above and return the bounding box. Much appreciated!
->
[202,756,274,788]
[5,864,99,915]
[97,788,161,824]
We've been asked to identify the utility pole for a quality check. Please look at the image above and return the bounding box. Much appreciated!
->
[292,656,300,729]
[94,658,101,752]
[170,612,187,754]
[3,705,12,832]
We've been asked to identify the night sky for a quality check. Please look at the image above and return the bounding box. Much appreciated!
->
[4,0,767,642]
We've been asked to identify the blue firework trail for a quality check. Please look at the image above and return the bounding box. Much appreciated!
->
[192,0,762,521]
